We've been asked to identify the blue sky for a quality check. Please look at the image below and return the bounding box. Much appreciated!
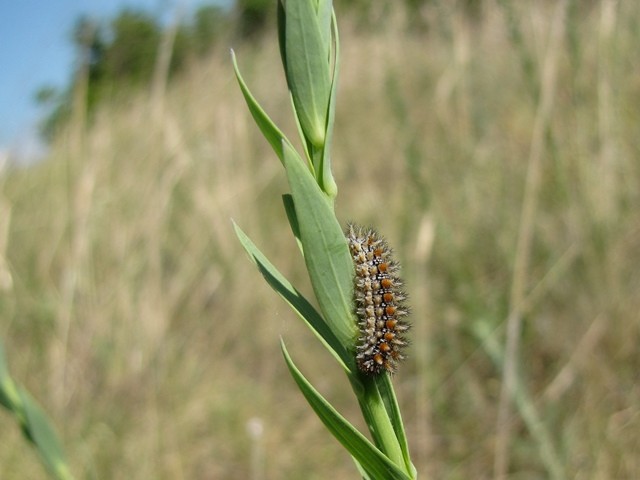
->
[0,0,230,159]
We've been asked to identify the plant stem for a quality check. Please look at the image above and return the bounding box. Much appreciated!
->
[350,374,408,476]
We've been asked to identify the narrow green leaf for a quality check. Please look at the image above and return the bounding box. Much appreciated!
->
[231,50,292,164]
[20,388,73,480]
[353,459,374,480]
[288,91,313,171]
[233,221,353,372]
[281,340,411,480]
[281,142,357,350]
[356,375,407,472]
[377,374,414,475]
[318,11,340,199]
[284,0,331,147]
[316,1,333,52]
[282,194,303,255]
[0,341,73,480]
[277,1,287,75]
[0,342,20,410]
[473,321,565,479]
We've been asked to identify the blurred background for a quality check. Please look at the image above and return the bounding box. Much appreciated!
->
[1,0,639,478]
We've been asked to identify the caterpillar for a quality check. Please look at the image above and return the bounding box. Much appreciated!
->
[346,224,410,375]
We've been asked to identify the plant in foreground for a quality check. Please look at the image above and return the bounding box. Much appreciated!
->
[0,340,74,480]
[232,1,416,478]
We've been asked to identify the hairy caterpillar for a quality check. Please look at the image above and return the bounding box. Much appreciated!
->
[346,224,410,375]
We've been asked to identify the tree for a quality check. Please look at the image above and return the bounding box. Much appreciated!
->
[193,4,227,55]
[104,10,161,85]
[35,3,251,142]
[235,0,274,38]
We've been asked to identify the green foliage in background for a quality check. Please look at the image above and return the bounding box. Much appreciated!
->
[236,0,275,38]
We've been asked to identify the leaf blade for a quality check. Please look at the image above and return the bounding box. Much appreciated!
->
[281,142,356,351]
[20,388,74,480]
[281,340,411,480]
[231,49,292,164]
[377,374,415,475]
[283,0,331,147]
[233,221,353,372]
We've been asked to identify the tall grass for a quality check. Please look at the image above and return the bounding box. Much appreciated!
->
[1,2,639,477]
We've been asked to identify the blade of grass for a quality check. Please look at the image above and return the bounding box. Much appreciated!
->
[231,50,293,165]
[0,341,74,480]
[377,374,414,475]
[281,141,356,350]
[19,388,74,480]
[281,340,411,480]
[352,374,407,474]
[494,1,568,476]
[282,194,303,254]
[474,321,565,480]
[283,0,331,147]
[234,221,353,372]
[317,11,340,198]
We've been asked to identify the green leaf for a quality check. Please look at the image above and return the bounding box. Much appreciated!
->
[288,91,313,171]
[231,50,293,164]
[277,1,287,78]
[317,11,340,198]
[355,375,407,472]
[282,194,303,255]
[316,1,333,52]
[0,342,20,410]
[281,340,411,480]
[233,221,353,373]
[283,0,331,147]
[281,142,356,351]
[0,341,73,480]
[20,388,73,480]
[353,459,374,480]
[377,374,414,475]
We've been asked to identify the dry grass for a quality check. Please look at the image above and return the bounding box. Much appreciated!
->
[1,2,640,478]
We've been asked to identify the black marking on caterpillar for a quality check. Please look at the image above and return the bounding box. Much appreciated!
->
[346,224,410,375]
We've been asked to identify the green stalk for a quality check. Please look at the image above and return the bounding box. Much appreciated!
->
[233,1,416,477]
[351,374,406,471]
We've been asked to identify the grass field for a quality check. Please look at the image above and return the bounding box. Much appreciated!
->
[1,1,639,478]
